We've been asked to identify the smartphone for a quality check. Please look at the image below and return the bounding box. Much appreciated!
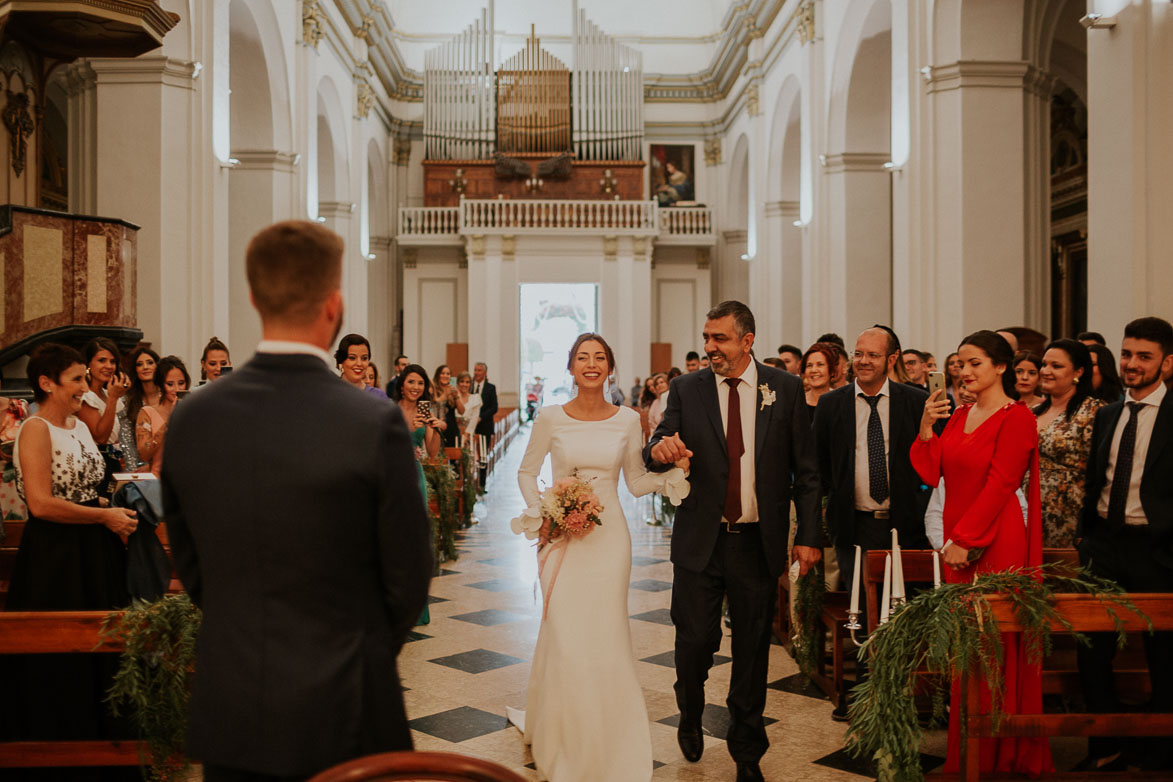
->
[220,366,234,375]
[417,400,432,419]
[176,390,190,401]
[927,371,946,396]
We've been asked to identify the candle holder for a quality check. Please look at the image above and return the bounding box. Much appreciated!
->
[845,609,864,648]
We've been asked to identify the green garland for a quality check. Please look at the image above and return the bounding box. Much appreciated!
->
[423,459,460,567]
[460,446,478,526]
[102,594,202,782]
[791,562,827,676]
[844,564,1143,782]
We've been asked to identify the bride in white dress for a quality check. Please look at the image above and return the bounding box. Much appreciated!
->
[509,334,689,782]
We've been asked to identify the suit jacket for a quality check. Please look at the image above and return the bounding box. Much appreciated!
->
[161,353,433,776]
[475,380,498,437]
[812,382,931,549]
[643,362,821,578]
[1080,391,1173,567]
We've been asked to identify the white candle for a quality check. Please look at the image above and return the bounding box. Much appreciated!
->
[880,554,892,624]
[849,544,861,616]
[933,550,942,588]
[891,528,905,601]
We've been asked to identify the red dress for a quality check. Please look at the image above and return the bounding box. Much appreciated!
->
[910,401,1053,777]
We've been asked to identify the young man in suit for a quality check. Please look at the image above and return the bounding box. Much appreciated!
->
[1077,316,1173,772]
[472,362,497,485]
[162,221,433,782]
[645,301,821,782]
[813,328,931,616]
[384,354,410,398]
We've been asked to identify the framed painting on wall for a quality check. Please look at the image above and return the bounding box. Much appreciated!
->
[649,144,696,206]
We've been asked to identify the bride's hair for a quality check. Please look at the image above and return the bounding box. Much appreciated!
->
[567,333,615,373]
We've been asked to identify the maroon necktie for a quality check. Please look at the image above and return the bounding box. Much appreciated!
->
[724,378,744,524]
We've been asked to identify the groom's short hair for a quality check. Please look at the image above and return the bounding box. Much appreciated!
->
[706,300,755,338]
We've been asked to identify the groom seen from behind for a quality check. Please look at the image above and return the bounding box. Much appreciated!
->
[645,300,822,782]
[162,221,433,782]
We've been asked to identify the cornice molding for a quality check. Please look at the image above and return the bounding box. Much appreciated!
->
[88,55,197,89]
[319,200,356,218]
[926,60,1045,94]
[230,150,300,172]
[764,200,799,217]
[822,152,890,174]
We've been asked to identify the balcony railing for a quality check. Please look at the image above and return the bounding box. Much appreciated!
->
[397,200,715,246]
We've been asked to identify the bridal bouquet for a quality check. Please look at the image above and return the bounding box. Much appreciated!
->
[511,471,603,549]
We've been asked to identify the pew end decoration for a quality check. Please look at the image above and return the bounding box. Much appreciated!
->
[423,457,462,569]
[791,561,827,677]
[843,564,1144,782]
[102,593,201,782]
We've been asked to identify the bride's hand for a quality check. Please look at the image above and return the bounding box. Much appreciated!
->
[673,456,690,473]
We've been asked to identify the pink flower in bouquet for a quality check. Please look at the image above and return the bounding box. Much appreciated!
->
[561,510,591,536]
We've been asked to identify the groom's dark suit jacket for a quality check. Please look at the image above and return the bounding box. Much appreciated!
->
[643,362,822,579]
[162,352,433,777]
[812,382,932,549]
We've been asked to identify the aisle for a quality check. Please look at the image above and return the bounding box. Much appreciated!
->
[397,421,872,781]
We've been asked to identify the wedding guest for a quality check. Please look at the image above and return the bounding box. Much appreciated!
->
[1088,344,1124,404]
[1078,331,1107,347]
[471,362,498,459]
[902,349,928,388]
[78,337,129,446]
[456,371,481,442]
[874,325,913,385]
[913,330,1051,776]
[1014,351,1045,407]
[1031,340,1103,548]
[639,377,657,409]
[647,373,669,431]
[198,336,231,386]
[1077,317,1173,772]
[119,347,161,470]
[396,364,442,460]
[432,364,461,448]
[629,377,643,407]
[1,372,30,525]
[335,333,387,399]
[762,357,785,369]
[685,351,701,372]
[5,344,137,751]
[777,344,803,375]
[996,328,1020,352]
[365,362,380,390]
[944,352,963,399]
[802,343,839,417]
[136,356,190,477]
[924,353,939,373]
[384,354,410,398]
[698,356,710,369]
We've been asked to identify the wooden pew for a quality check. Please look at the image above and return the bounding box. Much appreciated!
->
[953,593,1173,781]
[0,611,145,768]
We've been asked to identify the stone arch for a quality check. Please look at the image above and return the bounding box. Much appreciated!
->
[228,0,291,152]
[315,76,349,207]
[825,0,892,340]
[765,77,803,341]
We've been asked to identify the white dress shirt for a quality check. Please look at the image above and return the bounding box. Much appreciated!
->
[1096,381,1166,525]
[715,360,759,525]
[853,379,891,512]
[256,340,336,372]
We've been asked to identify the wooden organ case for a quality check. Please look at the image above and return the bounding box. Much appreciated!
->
[422,10,645,206]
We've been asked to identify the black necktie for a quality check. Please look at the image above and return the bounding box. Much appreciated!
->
[860,394,888,504]
[1107,401,1144,527]
[724,378,744,524]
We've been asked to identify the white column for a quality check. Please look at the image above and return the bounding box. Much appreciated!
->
[766,200,803,343]
[368,235,394,369]
[1086,0,1173,337]
[318,201,362,336]
[62,62,97,214]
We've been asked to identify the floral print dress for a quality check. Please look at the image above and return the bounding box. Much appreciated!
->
[1035,396,1105,547]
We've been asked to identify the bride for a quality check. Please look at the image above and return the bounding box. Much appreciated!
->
[508,333,689,782]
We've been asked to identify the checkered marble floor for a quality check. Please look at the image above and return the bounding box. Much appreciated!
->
[397,422,896,781]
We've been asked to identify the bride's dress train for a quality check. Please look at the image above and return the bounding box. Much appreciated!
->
[509,405,687,782]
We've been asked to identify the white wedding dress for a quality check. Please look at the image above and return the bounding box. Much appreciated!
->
[509,405,688,782]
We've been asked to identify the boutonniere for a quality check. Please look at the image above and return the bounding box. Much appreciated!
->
[759,384,776,410]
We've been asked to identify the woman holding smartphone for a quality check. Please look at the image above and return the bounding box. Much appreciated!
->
[396,364,441,625]
[78,337,129,447]
[136,356,190,477]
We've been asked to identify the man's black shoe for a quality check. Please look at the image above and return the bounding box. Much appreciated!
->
[677,724,703,762]
[735,761,765,781]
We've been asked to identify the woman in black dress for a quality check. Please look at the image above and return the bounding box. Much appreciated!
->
[3,344,138,772]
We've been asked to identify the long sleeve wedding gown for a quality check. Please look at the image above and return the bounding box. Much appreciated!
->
[509,405,688,782]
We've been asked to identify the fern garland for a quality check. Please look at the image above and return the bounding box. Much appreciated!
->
[460,446,478,526]
[791,562,827,676]
[423,458,460,567]
[844,564,1143,782]
[102,594,202,782]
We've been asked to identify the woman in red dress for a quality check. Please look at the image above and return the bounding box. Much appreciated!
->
[911,330,1052,777]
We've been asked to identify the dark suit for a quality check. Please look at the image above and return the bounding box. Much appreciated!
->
[813,382,931,596]
[162,352,433,779]
[474,379,498,437]
[643,362,820,763]
[1077,390,1173,762]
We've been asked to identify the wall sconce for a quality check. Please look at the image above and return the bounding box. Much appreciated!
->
[524,177,544,194]
[599,168,618,195]
[449,168,468,194]
[1079,13,1117,28]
